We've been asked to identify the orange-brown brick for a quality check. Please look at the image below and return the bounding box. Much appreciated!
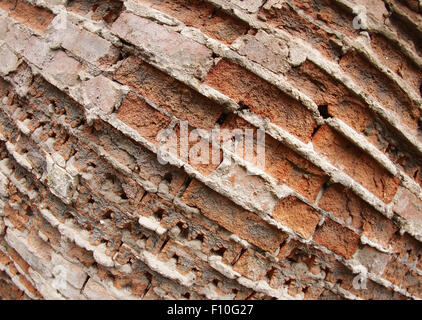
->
[205,59,317,143]
[0,0,16,12]
[114,56,223,131]
[319,183,398,249]
[290,0,358,38]
[260,1,343,60]
[116,92,171,144]
[339,50,421,133]
[137,0,248,44]
[286,60,372,133]
[312,125,400,203]
[9,0,54,34]
[313,218,360,259]
[272,196,321,239]
[7,247,30,275]
[3,203,29,232]
[221,114,328,200]
[370,33,422,97]
[181,179,288,253]
[232,249,270,281]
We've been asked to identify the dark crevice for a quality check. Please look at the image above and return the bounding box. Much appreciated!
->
[159,235,170,252]
[311,125,321,138]
[238,102,250,111]
[318,105,332,119]
[231,247,247,266]
[215,112,229,126]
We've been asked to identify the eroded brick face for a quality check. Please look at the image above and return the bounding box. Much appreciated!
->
[0,0,421,301]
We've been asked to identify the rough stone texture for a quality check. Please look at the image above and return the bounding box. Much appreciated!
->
[0,0,421,301]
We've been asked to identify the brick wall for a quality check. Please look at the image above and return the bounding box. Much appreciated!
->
[0,0,421,300]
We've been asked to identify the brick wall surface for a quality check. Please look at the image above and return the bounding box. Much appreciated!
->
[0,0,421,300]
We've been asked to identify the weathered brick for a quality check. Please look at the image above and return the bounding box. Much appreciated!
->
[67,0,123,23]
[162,122,222,176]
[0,0,16,12]
[353,245,390,276]
[114,56,223,131]
[136,0,214,27]
[286,60,372,133]
[181,179,288,253]
[9,0,54,34]
[319,183,398,249]
[111,12,213,78]
[232,249,269,281]
[138,0,248,44]
[81,76,121,114]
[393,187,422,228]
[313,218,360,259]
[382,258,410,287]
[370,33,422,97]
[220,115,328,200]
[23,36,52,68]
[205,59,317,142]
[237,30,290,74]
[44,51,82,87]
[0,44,19,75]
[62,24,119,69]
[273,196,321,239]
[290,0,358,38]
[312,125,400,203]
[201,9,249,44]
[4,203,29,232]
[339,50,421,134]
[260,1,344,60]
[116,92,171,144]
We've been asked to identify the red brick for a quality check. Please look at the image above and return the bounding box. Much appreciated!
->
[313,218,360,259]
[10,0,54,34]
[114,56,223,131]
[312,125,400,203]
[370,33,422,97]
[136,0,214,27]
[0,0,16,12]
[286,60,372,133]
[339,50,421,133]
[205,59,317,143]
[382,258,410,286]
[273,196,321,239]
[181,179,288,253]
[319,183,399,249]
[201,9,248,45]
[221,115,328,200]
[232,249,269,281]
[404,270,422,298]
[137,0,248,44]
[260,1,343,60]
[290,0,359,38]
[116,92,171,144]
[4,203,29,232]
[7,247,30,275]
